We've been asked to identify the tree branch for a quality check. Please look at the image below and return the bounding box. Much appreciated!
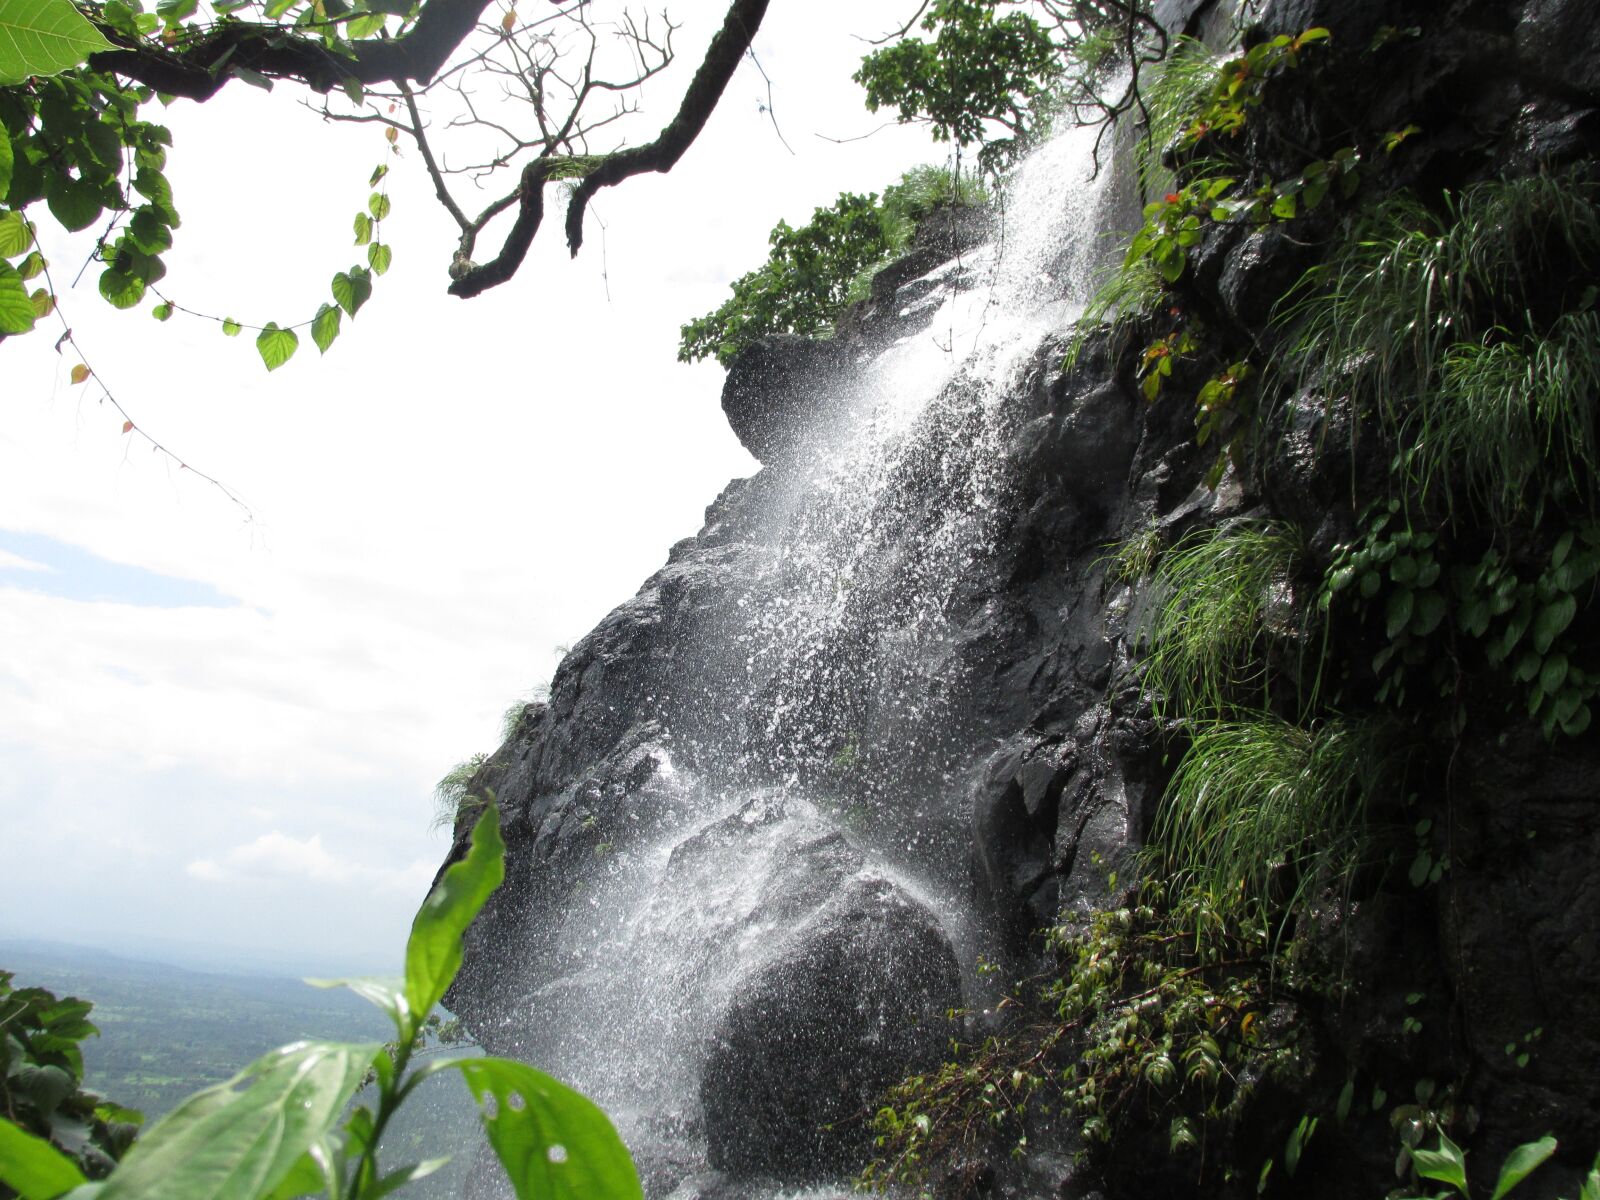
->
[447,0,769,297]
[87,0,496,99]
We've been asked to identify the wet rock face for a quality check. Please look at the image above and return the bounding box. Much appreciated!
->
[700,874,961,1178]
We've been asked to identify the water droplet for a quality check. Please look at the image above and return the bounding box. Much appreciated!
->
[547,1144,568,1164]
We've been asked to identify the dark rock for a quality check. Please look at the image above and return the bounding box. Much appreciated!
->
[700,874,961,1177]
[721,335,847,464]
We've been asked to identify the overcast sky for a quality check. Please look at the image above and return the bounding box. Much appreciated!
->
[0,0,938,975]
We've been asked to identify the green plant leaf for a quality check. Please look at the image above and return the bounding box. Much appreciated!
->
[368,241,391,274]
[331,266,371,317]
[221,317,241,336]
[1532,595,1576,655]
[1491,1135,1557,1200]
[450,1057,642,1200]
[0,0,115,85]
[0,131,12,200]
[305,976,408,1038]
[97,1041,378,1200]
[0,259,36,333]
[1386,589,1415,639]
[0,207,30,255]
[0,1118,88,1200]
[150,301,171,321]
[310,302,340,354]
[1412,1133,1469,1195]
[367,191,390,220]
[405,804,504,1027]
[255,322,298,371]
[97,269,145,310]
[353,211,371,245]
[45,175,102,232]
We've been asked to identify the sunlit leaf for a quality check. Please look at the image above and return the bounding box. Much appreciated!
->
[368,242,391,274]
[151,302,172,321]
[0,208,31,255]
[70,363,90,384]
[449,1057,641,1200]
[18,250,45,279]
[367,192,390,220]
[0,260,36,333]
[0,1118,88,1200]
[29,286,52,316]
[353,211,372,245]
[0,0,115,85]
[368,163,387,187]
[305,976,407,1037]
[404,804,503,1024]
[331,266,371,317]
[255,322,298,370]
[97,1041,378,1200]
[310,302,340,354]
[221,317,241,336]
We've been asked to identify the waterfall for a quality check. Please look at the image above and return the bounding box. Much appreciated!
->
[464,116,1123,1198]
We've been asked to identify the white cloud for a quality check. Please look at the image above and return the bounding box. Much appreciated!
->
[187,830,432,894]
[0,549,52,572]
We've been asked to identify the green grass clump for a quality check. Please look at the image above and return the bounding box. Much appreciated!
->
[1279,172,1600,521]
[1143,520,1304,716]
[1153,716,1377,925]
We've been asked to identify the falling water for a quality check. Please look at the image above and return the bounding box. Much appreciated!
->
[471,117,1124,1198]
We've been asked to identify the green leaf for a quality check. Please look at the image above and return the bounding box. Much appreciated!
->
[449,1057,642,1200]
[255,322,298,370]
[1531,595,1576,655]
[368,1158,449,1199]
[310,302,340,354]
[0,259,37,333]
[353,211,371,245]
[17,250,45,280]
[367,241,391,274]
[0,207,30,255]
[1491,1136,1557,1200]
[221,317,241,336]
[405,804,504,1025]
[151,302,171,321]
[1412,1133,1469,1195]
[304,976,408,1035]
[1539,653,1568,696]
[367,192,390,220]
[97,269,146,310]
[1386,589,1415,639]
[0,0,115,85]
[0,127,12,198]
[45,175,102,232]
[97,1041,379,1200]
[0,1118,88,1200]
[331,266,372,317]
[1411,590,1447,637]
[368,162,388,187]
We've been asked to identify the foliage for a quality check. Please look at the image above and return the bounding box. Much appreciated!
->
[0,806,643,1200]
[0,971,142,1189]
[1141,520,1304,717]
[0,0,110,85]
[862,880,1310,1192]
[1321,506,1600,739]
[1281,173,1600,523]
[431,752,488,831]
[1153,715,1378,928]
[1394,1131,1599,1200]
[854,0,1064,173]
[678,163,987,366]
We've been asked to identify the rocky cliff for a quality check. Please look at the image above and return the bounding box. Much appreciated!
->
[438,1,1600,1196]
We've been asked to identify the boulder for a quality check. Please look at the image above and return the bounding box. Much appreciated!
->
[700,874,961,1178]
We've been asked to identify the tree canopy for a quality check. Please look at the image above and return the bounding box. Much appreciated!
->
[0,0,1156,367]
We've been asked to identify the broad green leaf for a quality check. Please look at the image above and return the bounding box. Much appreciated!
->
[368,1158,449,1199]
[0,0,115,86]
[404,804,503,1025]
[255,322,298,370]
[151,302,171,321]
[450,1057,641,1200]
[0,207,30,254]
[353,210,371,245]
[0,1118,87,1200]
[1532,595,1576,655]
[1412,1133,1469,1194]
[1385,588,1414,639]
[367,192,390,220]
[305,975,407,1036]
[221,317,241,336]
[368,241,391,274]
[98,1041,378,1200]
[1491,1135,1557,1200]
[30,286,52,316]
[368,163,387,186]
[0,259,36,332]
[310,302,340,354]
[18,250,45,279]
[45,175,102,232]
[331,266,372,317]
[0,129,12,198]
[97,268,145,310]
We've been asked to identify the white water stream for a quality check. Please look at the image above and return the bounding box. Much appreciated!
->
[476,118,1123,1198]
